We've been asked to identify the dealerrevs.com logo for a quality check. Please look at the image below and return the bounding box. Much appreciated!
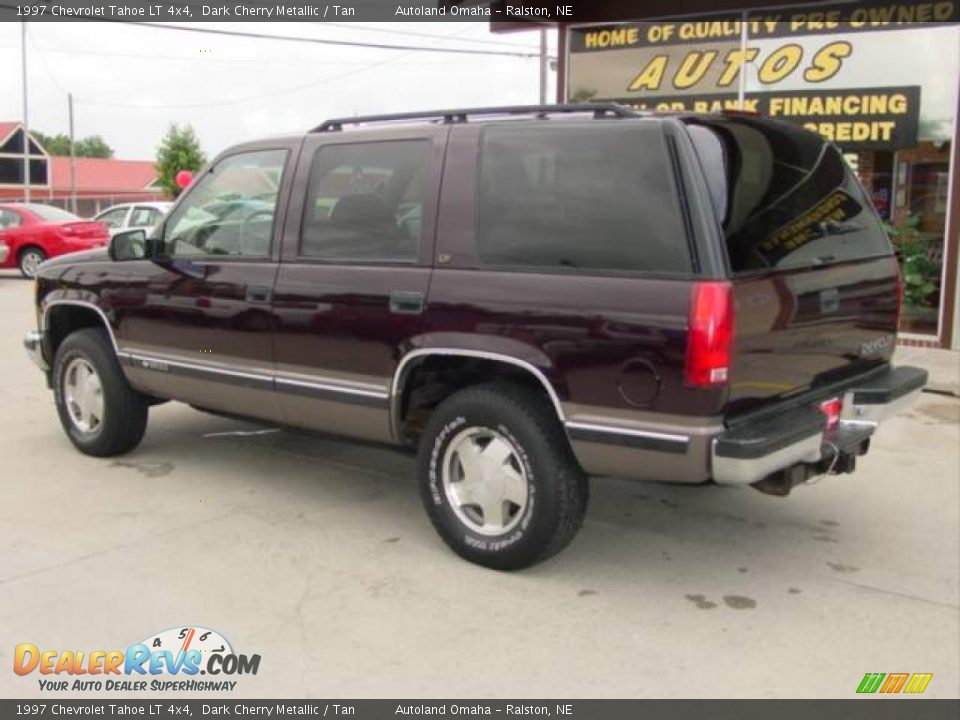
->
[14,626,261,692]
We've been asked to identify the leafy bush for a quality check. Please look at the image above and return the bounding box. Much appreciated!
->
[885,216,941,308]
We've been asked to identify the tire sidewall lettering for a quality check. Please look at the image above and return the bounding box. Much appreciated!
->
[429,414,536,554]
[428,415,466,507]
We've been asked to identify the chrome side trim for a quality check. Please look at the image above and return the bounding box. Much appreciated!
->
[390,348,566,442]
[711,432,824,486]
[23,330,49,372]
[122,350,389,406]
[122,352,273,388]
[274,376,389,407]
[42,300,120,354]
[565,420,690,454]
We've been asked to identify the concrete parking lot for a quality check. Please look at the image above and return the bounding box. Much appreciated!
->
[0,270,957,699]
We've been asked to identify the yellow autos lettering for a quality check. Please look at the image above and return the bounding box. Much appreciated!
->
[804,41,853,82]
[718,48,760,86]
[758,44,804,84]
[674,51,718,90]
[628,55,669,91]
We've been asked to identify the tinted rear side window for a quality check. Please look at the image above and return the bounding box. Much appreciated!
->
[691,118,892,273]
[476,123,691,274]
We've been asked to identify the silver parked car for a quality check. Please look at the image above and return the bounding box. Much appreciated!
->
[94,201,172,237]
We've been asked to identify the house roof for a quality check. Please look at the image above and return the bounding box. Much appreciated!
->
[0,122,19,145]
[49,156,159,193]
[1,120,158,194]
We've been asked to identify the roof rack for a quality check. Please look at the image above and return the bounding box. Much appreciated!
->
[312,103,640,133]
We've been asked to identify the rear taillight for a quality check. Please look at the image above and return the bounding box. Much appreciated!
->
[819,397,843,431]
[685,281,734,388]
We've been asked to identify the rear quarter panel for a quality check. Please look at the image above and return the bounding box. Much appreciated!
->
[422,120,726,483]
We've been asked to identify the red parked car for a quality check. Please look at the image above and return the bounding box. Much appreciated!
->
[0,203,110,278]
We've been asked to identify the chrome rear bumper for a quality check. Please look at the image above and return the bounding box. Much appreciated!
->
[711,365,928,486]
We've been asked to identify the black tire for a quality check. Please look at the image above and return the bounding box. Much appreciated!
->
[18,246,46,279]
[418,383,588,570]
[52,328,148,457]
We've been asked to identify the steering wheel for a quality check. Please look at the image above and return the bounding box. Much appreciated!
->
[189,223,217,251]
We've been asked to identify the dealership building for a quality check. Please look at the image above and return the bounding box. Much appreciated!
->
[0,122,164,217]
[492,0,960,349]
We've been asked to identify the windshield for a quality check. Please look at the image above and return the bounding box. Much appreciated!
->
[689,117,893,274]
[27,204,80,223]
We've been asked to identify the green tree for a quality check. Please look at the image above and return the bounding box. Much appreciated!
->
[155,124,207,198]
[74,135,113,158]
[32,130,114,158]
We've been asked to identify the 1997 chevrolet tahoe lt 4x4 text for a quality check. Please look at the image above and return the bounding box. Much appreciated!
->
[24,105,928,569]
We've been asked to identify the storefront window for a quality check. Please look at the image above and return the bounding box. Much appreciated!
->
[567,4,959,339]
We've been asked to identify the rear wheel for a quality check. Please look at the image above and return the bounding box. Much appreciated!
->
[18,246,46,278]
[52,328,148,456]
[418,383,588,570]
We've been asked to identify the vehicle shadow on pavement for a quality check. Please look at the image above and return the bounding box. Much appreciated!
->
[125,401,911,593]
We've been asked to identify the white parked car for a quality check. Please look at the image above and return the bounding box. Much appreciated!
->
[93,202,172,237]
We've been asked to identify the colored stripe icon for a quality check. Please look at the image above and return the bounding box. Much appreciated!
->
[857,672,933,694]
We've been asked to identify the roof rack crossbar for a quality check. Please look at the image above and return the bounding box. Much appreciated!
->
[312,103,640,132]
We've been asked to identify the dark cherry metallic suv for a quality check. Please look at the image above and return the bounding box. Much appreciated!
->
[24,104,927,569]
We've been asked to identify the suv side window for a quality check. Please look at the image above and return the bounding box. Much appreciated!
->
[163,149,287,258]
[300,140,429,262]
[476,124,691,274]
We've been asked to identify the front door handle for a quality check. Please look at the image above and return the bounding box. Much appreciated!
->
[246,285,273,305]
[389,291,425,315]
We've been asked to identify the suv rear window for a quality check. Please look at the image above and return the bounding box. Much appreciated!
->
[690,118,892,273]
[476,123,691,274]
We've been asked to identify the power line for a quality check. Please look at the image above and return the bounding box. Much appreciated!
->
[318,22,542,50]
[120,21,545,58]
[14,43,492,67]
[25,26,70,96]
[72,25,498,110]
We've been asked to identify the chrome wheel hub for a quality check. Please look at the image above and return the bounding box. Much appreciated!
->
[21,252,43,277]
[442,427,529,536]
[64,358,104,434]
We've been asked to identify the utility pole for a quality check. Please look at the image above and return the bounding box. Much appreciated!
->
[737,12,749,110]
[68,93,77,214]
[539,28,548,105]
[21,21,31,203]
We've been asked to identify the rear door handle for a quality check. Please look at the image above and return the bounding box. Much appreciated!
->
[246,285,273,304]
[389,291,425,315]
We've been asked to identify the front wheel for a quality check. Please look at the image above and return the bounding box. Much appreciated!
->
[52,328,148,456]
[418,383,588,570]
[18,247,46,278]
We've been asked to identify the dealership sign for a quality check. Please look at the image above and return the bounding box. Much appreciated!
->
[567,0,959,149]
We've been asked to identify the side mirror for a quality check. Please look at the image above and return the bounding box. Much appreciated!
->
[109,229,147,261]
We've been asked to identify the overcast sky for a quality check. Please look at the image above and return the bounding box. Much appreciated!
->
[0,22,556,160]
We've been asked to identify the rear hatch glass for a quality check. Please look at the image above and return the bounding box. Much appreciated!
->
[687,116,900,415]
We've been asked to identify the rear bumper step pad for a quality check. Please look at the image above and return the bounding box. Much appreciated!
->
[712,364,927,486]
